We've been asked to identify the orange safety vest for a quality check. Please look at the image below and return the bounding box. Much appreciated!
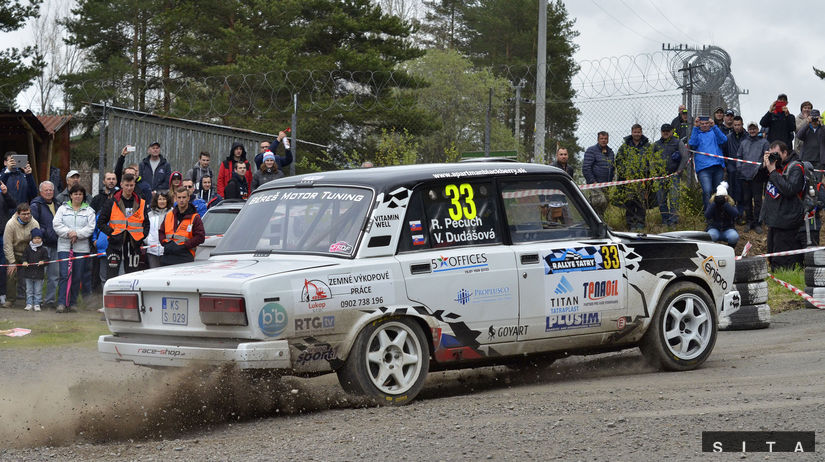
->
[110,195,146,241]
[162,210,196,257]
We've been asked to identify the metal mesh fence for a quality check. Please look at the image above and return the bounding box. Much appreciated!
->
[2,48,742,180]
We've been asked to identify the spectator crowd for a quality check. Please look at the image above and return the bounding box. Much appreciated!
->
[0,131,292,313]
[573,94,823,270]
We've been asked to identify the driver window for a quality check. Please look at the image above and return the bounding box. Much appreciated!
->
[500,179,592,243]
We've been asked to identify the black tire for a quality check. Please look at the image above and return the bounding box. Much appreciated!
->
[804,286,825,309]
[336,317,429,405]
[733,281,769,305]
[734,257,767,283]
[804,267,825,287]
[803,248,825,267]
[719,303,770,330]
[640,282,717,371]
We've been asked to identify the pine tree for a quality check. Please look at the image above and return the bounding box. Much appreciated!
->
[0,0,44,110]
[428,0,580,164]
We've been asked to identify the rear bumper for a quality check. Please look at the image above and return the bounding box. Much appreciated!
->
[98,335,291,369]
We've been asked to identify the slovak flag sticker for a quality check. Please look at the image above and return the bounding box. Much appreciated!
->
[409,220,422,232]
[412,234,425,246]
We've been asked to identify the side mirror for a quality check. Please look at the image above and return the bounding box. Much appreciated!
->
[594,222,608,239]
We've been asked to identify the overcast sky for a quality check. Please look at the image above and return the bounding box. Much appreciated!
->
[562,0,825,123]
[4,0,825,134]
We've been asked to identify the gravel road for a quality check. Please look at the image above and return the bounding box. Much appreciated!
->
[1,308,823,461]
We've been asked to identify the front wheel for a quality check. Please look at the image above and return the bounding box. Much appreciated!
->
[337,317,429,405]
[640,282,717,371]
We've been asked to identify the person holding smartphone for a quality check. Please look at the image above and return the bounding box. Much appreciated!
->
[760,93,797,146]
[0,152,36,205]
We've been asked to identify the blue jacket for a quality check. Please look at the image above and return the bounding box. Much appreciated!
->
[29,195,59,247]
[93,211,108,255]
[689,126,727,172]
[138,154,172,193]
[253,139,293,170]
[582,143,615,184]
[0,168,36,205]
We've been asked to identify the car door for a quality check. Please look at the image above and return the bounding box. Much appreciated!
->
[498,176,628,341]
[395,180,520,345]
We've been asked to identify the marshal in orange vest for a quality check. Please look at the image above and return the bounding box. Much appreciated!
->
[161,210,197,257]
[109,196,146,241]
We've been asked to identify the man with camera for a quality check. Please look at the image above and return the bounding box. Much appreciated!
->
[796,109,825,170]
[0,152,36,205]
[760,94,797,146]
[689,116,728,210]
[762,141,805,269]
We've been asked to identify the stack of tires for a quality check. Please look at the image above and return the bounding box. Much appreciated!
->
[804,249,825,309]
[719,257,770,330]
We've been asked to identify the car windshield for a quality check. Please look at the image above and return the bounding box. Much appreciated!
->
[213,186,373,256]
[202,209,240,236]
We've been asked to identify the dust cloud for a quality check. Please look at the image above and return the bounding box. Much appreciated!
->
[0,364,365,448]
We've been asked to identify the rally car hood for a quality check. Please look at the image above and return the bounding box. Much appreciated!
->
[105,255,342,292]
[611,230,712,243]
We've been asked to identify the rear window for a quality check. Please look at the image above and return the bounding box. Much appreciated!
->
[213,186,373,256]
[202,210,240,236]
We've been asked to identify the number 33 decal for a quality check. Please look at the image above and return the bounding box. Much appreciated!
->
[600,245,621,269]
[445,183,477,221]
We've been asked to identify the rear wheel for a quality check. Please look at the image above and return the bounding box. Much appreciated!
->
[640,282,717,371]
[336,317,429,405]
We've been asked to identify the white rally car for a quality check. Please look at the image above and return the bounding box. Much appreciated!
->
[99,162,740,404]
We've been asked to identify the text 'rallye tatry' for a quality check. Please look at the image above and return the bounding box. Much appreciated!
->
[99,162,740,404]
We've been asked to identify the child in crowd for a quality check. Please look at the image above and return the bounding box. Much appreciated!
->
[22,228,48,311]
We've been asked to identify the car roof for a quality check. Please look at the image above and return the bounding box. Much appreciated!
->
[207,199,245,212]
[257,162,566,194]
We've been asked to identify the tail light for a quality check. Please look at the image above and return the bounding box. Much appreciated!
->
[104,294,140,321]
[200,296,247,326]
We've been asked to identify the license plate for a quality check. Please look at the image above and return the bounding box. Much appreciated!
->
[162,297,188,325]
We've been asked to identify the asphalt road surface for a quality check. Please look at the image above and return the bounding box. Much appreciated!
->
[1,308,823,461]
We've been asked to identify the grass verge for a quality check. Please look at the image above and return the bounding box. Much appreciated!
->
[0,310,110,349]
[767,266,806,314]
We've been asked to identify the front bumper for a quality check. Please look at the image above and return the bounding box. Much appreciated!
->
[718,290,742,325]
[98,335,291,369]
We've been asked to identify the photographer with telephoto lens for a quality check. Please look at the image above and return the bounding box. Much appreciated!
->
[761,141,805,269]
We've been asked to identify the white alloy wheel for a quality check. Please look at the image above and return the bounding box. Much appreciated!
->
[364,321,424,395]
[661,293,713,361]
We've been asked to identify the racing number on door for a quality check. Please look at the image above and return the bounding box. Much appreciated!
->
[445,183,477,221]
[600,245,621,269]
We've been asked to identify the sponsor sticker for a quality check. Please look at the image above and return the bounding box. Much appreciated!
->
[454,286,512,306]
[702,255,728,290]
[293,270,394,312]
[294,315,335,332]
[547,275,580,314]
[258,303,288,337]
[581,279,620,307]
[486,324,527,341]
[543,245,621,274]
[224,272,256,279]
[329,241,353,254]
[295,344,336,366]
[545,312,601,332]
[431,253,489,274]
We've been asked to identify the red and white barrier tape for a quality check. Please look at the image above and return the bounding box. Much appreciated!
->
[578,171,680,190]
[735,246,825,261]
[691,149,825,173]
[768,273,825,309]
